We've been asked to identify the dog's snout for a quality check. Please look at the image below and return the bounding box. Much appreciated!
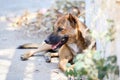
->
[44,33,62,45]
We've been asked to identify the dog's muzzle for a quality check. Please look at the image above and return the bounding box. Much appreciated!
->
[44,34,69,50]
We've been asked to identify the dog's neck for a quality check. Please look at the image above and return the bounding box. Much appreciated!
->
[68,43,82,56]
[68,30,88,56]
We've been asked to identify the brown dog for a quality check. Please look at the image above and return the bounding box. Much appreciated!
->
[20,13,95,72]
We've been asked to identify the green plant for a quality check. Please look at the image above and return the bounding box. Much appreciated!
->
[65,50,119,80]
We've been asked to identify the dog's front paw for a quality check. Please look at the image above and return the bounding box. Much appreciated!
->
[20,52,32,61]
[20,55,28,61]
[44,56,51,63]
[44,52,51,63]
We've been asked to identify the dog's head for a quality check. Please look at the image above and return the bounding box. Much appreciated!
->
[45,13,82,50]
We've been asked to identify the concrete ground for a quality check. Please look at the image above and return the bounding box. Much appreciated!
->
[0,0,67,80]
[0,20,67,80]
[0,18,67,80]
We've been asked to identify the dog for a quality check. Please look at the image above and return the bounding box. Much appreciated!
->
[19,13,95,72]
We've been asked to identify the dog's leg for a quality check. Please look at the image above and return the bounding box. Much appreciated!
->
[21,42,51,60]
[58,45,74,72]
[50,53,59,57]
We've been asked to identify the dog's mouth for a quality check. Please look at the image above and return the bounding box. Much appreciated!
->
[51,37,68,50]
[51,41,61,50]
[45,35,69,50]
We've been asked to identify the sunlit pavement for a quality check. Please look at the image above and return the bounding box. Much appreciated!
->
[0,49,67,80]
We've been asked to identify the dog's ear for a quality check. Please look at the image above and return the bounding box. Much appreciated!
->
[68,13,77,28]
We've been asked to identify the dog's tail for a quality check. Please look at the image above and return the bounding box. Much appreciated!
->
[17,43,41,49]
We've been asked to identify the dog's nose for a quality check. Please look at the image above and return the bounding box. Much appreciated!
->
[44,39,50,44]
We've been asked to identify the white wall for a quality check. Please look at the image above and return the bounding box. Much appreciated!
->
[85,0,120,64]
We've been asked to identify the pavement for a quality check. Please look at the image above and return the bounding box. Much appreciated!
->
[0,0,67,80]
[0,18,67,80]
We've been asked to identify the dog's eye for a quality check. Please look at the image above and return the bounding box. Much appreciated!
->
[61,38,65,41]
[57,27,63,32]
